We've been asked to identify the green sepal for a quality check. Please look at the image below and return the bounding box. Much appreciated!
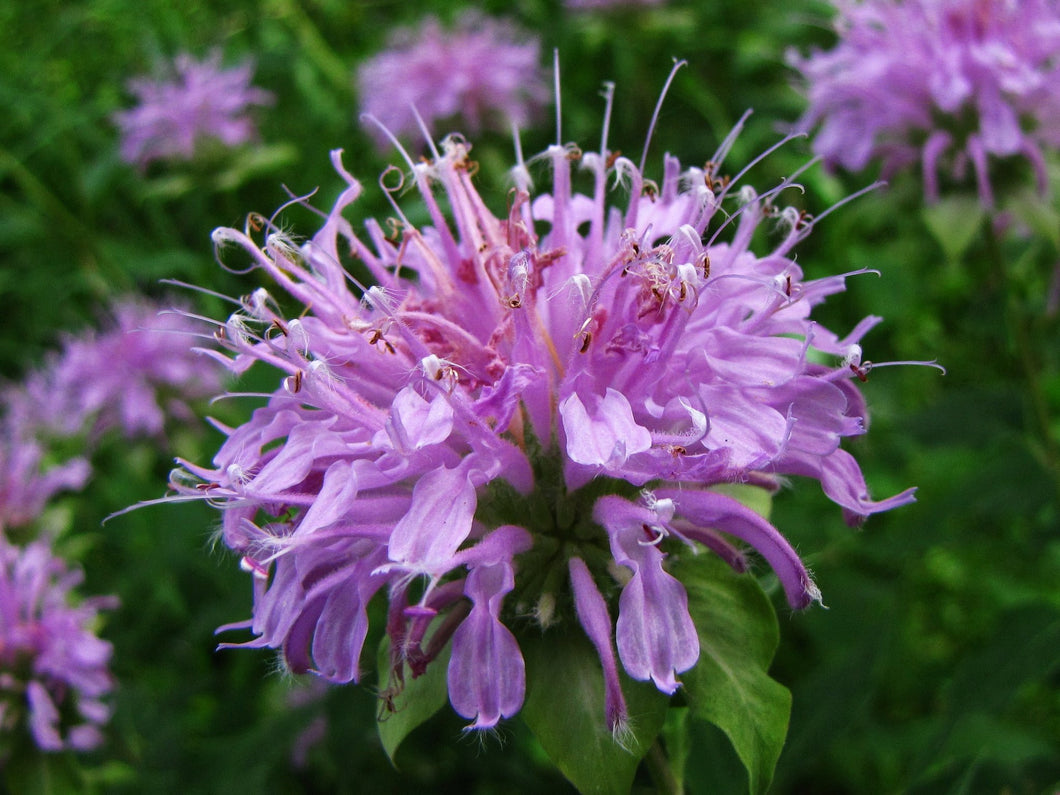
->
[673,553,792,795]
[374,636,451,764]
[519,629,669,795]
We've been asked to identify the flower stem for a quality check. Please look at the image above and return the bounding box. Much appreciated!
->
[0,146,95,249]
[644,738,682,794]
[265,0,351,96]
[984,221,1060,500]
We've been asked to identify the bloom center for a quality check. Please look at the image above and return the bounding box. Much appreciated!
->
[476,441,640,627]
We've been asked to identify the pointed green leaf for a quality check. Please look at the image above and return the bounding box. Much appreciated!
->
[673,553,791,795]
[921,196,986,263]
[214,143,300,191]
[374,637,451,764]
[520,630,669,795]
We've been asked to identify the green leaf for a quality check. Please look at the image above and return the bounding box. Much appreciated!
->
[139,173,196,201]
[710,483,773,520]
[674,553,791,795]
[1003,187,1060,249]
[374,637,451,764]
[213,143,300,191]
[520,629,669,795]
[921,196,986,263]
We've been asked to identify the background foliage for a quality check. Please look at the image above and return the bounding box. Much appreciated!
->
[1,0,1057,792]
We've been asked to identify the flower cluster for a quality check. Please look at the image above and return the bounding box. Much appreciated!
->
[114,51,274,169]
[0,536,116,754]
[789,0,1060,205]
[0,296,208,752]
[5,297,224,444]
[174,82,918,734]
[356,12,548,149]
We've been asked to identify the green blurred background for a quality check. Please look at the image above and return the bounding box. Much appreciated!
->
[2,0,1057,791]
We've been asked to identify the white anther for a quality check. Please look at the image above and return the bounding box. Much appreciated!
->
[567,273,593,310]
[226,463,251,487]
[286,318,310,358]
[225,314,253,346]
[737,185,758,204]
[842,344,863,368]
[240,556,269,580]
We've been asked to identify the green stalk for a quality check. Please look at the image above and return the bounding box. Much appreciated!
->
[644,738,682,794]
[0,146,94,243]
[265,0,351,95]
[984,221,1060,500]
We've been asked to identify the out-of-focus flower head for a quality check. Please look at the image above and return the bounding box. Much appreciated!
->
[114,50,274,169]
[5,297,225,443]
[789,0,1060,206]
[0,536,116,754]
[0,429,89,532]
[168,65,929,736]
[356,12,548,149]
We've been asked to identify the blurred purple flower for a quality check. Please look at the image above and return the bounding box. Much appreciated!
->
[789,0,1060,206]
[169,70,926,734]
[6,297,225,443]
[356,12,547,149]
[114,51,273,169]
[0,430,89,532]
[0,536,116,753]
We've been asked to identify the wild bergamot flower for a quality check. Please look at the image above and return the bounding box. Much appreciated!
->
[0,536,116,755]
[789,0,1060,206]
[0,431,88,532]
[4,297,225,444]
[114,51,273,169]
[356,11,548,151]
[166,68,929,734]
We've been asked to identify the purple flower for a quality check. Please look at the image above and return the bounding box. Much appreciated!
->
[356,12,548,149]
[447,557,526,729]
[5,297,225,443]
[568,557,629,737]
[0,536,116,754]
[170,68,925,733]
[0,428,89,532]
[789,0,1060,206]
[114,51,273,169]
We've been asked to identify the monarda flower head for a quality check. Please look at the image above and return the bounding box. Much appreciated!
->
[0,429,89,532]
[789,0,1060,206]
[0,536,116,755]
[169,66,925,736]
[356,11,548,151]
[114,51,274,169]
[5,297,226,443]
